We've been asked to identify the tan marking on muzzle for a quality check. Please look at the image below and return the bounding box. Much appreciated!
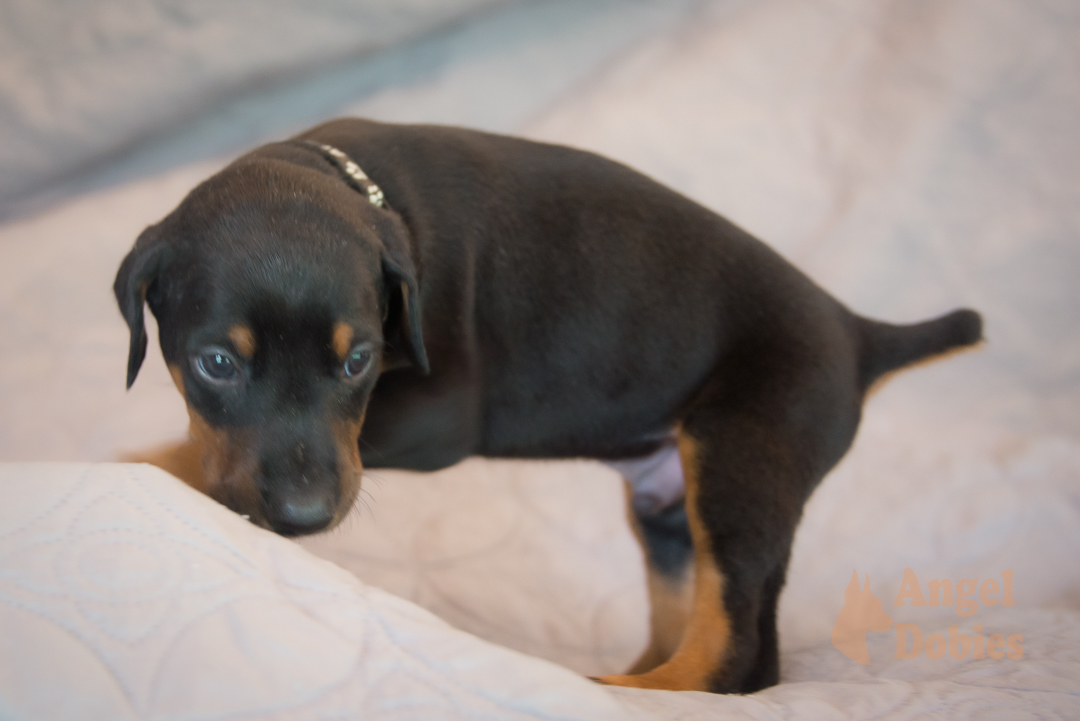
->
[167,363,369,532]
[327,413,365,528]
[168,364,261,516]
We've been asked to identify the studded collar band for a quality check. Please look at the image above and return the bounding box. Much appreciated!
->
[298,140,386,208]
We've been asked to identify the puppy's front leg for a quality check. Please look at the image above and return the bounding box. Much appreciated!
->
[122,436,206,493]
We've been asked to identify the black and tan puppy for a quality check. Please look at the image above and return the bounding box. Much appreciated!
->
[115,118,981,693]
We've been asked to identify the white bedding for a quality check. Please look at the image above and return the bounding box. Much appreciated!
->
[0,0,502,205]
[1,0,1078,718]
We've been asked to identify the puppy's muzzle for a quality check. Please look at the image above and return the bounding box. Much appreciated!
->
[257,435,343,536]
[261,482,339,536]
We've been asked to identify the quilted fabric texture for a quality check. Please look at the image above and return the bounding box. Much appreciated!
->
[0,463,643,721]
[2,462,1077,720]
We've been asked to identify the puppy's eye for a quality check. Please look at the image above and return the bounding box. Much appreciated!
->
[343,346,373,378]
[194,349,239,384]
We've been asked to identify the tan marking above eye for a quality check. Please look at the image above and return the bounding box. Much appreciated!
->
[228,325,257,359]
[332,322,354,361]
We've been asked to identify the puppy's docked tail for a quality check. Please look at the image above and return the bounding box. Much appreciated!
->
[855,308,983,391]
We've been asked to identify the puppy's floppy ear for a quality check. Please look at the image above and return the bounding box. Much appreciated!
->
[379,231,429,375]
[114,225,167,389]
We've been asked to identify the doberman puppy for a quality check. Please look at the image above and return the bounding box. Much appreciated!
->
[115,118,982,693]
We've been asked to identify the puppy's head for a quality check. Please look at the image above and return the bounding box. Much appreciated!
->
[115,143,427,536]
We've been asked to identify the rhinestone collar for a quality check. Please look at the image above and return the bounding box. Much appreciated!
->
[301,140,386,208]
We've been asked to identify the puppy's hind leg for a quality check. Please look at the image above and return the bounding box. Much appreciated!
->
[606,442,695,674]
[596,425,736,692]
[625,497,695,674]
[598,365,859,692]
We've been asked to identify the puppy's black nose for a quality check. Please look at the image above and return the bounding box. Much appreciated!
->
[261,487,337,536]
[258,434,342,536]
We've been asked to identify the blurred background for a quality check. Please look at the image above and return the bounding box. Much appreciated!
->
[0,0,1077,684]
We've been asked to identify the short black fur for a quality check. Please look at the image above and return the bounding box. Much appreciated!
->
[115,118,982,693]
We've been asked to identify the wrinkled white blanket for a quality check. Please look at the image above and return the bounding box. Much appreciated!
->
[0,0,502,205]
[1,0,1078,718]
[0,463,644,720]
[1,460,1076,719]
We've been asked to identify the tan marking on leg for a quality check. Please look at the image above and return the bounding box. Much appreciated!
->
[597,433,731,691]
[121,438,207,493]
[332,322,354,361]
[628,564,696,674]
[619,479,695,674]
[228,325,257,360]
